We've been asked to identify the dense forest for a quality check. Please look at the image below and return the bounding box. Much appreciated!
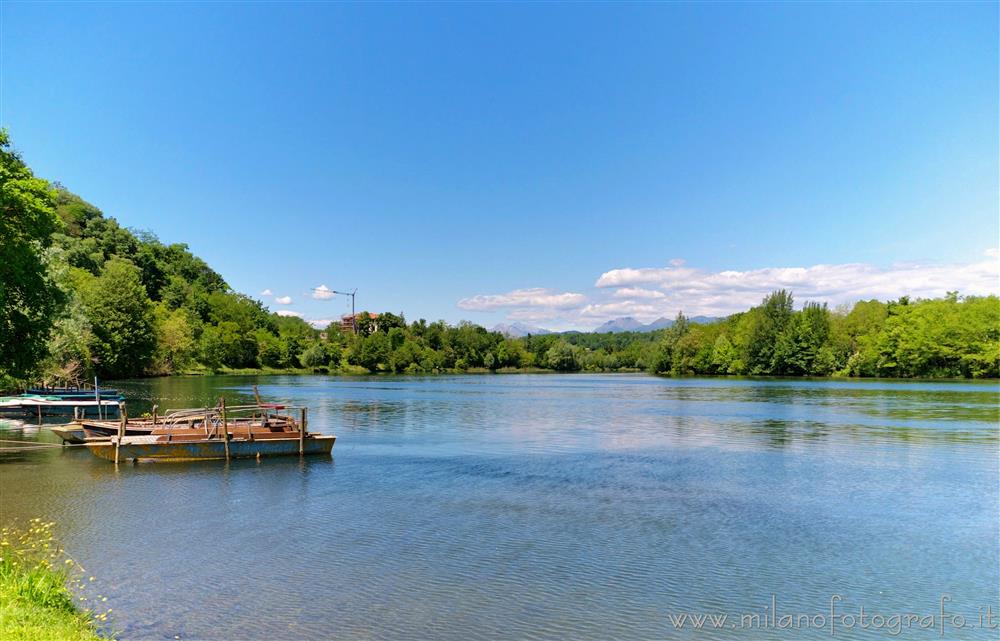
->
[2,130,998,386]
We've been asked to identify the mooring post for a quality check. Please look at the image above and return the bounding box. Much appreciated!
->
[299,407,307,455]
[152,404,158,426]
[37,404,42,424]
[115,402,126,465]
[221,397,231,460]
[253,384,268,427]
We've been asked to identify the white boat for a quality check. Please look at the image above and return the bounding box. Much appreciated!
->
[0,395,121,417]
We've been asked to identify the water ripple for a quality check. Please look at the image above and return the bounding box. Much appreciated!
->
[2,374,997,640]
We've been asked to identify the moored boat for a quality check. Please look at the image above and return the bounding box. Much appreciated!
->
[82,398,334,463]
[85,432,336,462]
[26,387,122,400]
[0,395,121,417]
[77,412,297,438]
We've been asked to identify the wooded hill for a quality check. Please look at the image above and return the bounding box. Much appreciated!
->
[2,130,997,385]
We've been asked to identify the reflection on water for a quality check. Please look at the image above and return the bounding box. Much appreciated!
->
[1,374,998,640]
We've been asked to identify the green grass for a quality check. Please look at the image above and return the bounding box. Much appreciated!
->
[0,520,109,641]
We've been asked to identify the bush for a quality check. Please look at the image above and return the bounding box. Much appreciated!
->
[299,343,329,368]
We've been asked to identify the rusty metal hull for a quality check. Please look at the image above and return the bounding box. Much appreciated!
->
[86,435,336,462]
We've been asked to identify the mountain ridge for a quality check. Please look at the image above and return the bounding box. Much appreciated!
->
[591,315,720,333]
[492,315,721,336]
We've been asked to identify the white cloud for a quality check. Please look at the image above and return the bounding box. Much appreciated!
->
[459,250,1000,331]
[457,287,587,311]
[595,266,702,288]
[274,295,293,305]
[312,285,336,300]
[260,289,273,296]
[579,301,660,319]
[276,310,303,318]
[594,252,1000,318]
[612,287,665,300]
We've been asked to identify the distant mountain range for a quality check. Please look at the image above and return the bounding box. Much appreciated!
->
[593,316,720,333]
[492,316,719,337]
[491,322,554,338]
[592,317,646,333]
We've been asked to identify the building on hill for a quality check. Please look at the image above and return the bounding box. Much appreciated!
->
[340,312,378,334]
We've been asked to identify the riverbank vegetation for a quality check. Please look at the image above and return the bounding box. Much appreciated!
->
[2,130,998,385]
[0,520,108,641]
[336,292,998,378]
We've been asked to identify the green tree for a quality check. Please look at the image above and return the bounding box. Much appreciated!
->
[42,302,94,385]
[349,332,390,372]
[255,329,284,368]
[388,340,424,373]
[833,300,888,376]
[711,332,739,374]
[959,296,1000,378]
[746,290,794,374]
[299,343,330,368]
[650,312,690,373]
[198,321,256,370]
[79,259,156,377]
[377,312,406,333]
[324,342,343,369]
[772,302,830,375]
[545,339,581,371]
[152,305,196,374]
[0,130,65,381]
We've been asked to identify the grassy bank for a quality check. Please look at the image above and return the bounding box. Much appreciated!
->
[0,520,109,641]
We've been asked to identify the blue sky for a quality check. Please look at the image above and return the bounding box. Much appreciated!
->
[3,2,997,330]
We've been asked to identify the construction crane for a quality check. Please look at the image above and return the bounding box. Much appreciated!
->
[312,287,358,333]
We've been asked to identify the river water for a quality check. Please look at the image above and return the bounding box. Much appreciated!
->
[1,374,998,640]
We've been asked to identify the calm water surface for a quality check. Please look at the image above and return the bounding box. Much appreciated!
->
[1,374,998,640]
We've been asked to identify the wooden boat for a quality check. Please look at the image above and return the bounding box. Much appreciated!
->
[83,398,334,463]
[85,432,336,462]
[77,411,297,438]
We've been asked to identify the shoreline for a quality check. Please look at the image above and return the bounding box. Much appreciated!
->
[119,369,999,383]
[5,370,995,397]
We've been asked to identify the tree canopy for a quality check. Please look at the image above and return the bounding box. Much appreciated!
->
[0,130,65,381]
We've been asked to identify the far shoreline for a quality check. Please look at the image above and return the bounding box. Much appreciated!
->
[104,369,1000,385]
